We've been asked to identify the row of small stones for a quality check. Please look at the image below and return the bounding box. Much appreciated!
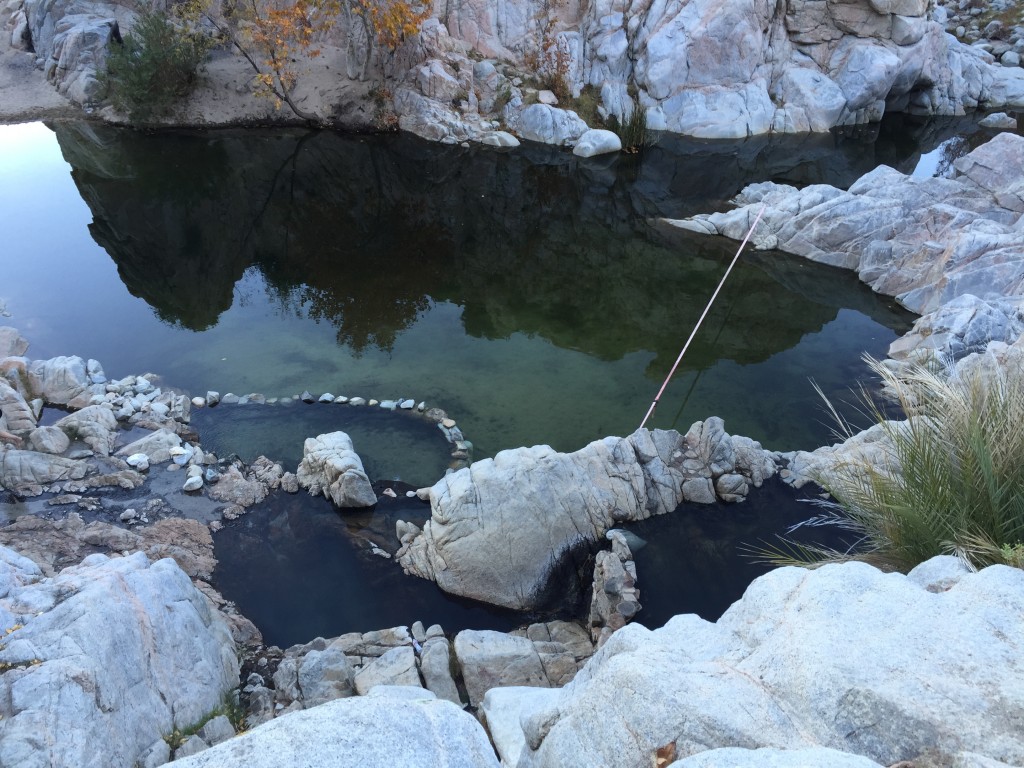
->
[189,389,475,465]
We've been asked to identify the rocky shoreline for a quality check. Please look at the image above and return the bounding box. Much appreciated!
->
[1,122,1023,762]
[2,0,1024,147]
[0,3,1023,762]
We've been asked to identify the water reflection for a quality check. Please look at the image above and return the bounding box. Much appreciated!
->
[31,121,932,451]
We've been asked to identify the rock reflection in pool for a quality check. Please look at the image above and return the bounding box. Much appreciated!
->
[624,478,851,629]
[191,403,453,488]
[213,492,543,648]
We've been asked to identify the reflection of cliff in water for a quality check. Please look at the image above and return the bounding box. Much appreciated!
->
[54,121,919,372]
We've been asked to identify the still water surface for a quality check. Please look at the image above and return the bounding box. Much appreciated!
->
[0,116,994,641]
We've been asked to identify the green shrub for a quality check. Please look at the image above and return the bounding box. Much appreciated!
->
[761,354,1024,572]
[102,8,211,122]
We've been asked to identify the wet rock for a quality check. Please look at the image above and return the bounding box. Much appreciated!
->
[589,530,641,647]
[183,475,204,492]
[296,432,377,509]
[0,449,89,492]
[116,429,182,465]
[397,423,774,609]
[979,112,1018,129]
[25,355,93,405]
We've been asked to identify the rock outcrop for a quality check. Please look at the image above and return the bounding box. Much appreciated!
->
[174,690,501,768]
[669,132,1024,315]
[296,431,377,509]
[396,421,777,609]
[8,0,1024,143]
[0,547,238,768]
[501,557,1024,767]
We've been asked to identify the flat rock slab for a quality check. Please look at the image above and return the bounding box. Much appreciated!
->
[173,694,500,768]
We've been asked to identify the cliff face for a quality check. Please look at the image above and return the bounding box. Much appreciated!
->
[6,0,1024,140]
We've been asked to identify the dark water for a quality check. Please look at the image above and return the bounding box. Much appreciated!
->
[0,113,1005,640]
[625,478,854,628]
[212,491,568,648]
[191,402,454,487]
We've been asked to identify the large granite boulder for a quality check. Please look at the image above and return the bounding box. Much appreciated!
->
[510,558,1024,767]
[296,432,377,508]
[174,692,501,768]
[54,403,118,456]
[0,548,238,768]
[0,449,89,491]
[396,423,776,609]
[25,354,95,405]
[668,133,1024,314]
[517,104,589,146]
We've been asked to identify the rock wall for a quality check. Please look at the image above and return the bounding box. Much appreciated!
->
[7,0,1024,140]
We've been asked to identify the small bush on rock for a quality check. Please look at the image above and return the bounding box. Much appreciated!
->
[102,7,211,122]
[766,354,1024,572]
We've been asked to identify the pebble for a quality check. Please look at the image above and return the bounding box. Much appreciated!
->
[348,397,366,406]
[379,400,397,410]
[191,397,206,408]
[382,488,397,498]
[125,453,150,471]
[334,395,349,404]
[119,509,138,522]
[441,418,456,428]
[149,402,170,418]
[399,399,415,409]
[206,391,220,405]
[417,402,426,411]
[204,468,221,484]
[186,465,204,479]
[221,393,240,404]
[300,391,315,403]
[182,475,203,492]
[406,491,417,498]
[318,393,335,403]
[368,399,379,407]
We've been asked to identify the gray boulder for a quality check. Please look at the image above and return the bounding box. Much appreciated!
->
[0,449,89,491]
[353,645,421,695]
[513,559,1024,767]
[173,695,501,768]
[454,630,550,707]
[0,379,36,433]
[518,104,589,146]
[397,423,775,609]
[296,432,377,508]
[25,355,94,405]
[27,426,70,455]
[115,428,182,464]
[0,549,238,768]
[54,404,118,456]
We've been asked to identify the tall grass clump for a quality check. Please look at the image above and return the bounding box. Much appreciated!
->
[764,354,1024,572]
[102,7,211,122]
[608,100,650,154]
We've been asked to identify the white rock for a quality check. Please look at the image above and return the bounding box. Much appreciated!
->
[125,453,150,471]
[172,696,499,768]
[296,432,377,508]
[572,129,621,157]
[518,104,588,146]
[479,131,521,147]
[183,475,204,492]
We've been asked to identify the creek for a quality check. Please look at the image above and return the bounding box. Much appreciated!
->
[0,115,993,644]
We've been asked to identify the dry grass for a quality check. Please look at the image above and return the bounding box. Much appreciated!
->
[759,354,1024,572]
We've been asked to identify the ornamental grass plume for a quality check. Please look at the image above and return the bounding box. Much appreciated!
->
[761,352,1024,572]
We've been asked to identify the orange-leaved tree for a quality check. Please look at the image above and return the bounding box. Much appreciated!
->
[200,0,429,123]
